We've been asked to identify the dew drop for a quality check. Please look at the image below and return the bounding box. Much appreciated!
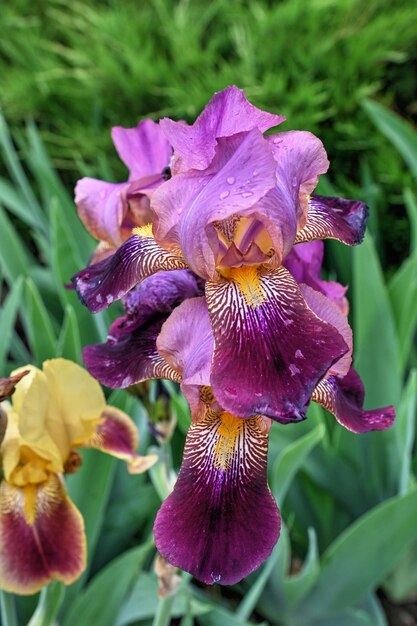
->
[273,137,282,144]
[252,169,259,176]
[241,191,253,198]
[226,176,236,185]
[219,190,230,200]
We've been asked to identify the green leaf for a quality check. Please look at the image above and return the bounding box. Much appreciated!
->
[298,490,417,619]
[61,543,153,626]
[362,99,417,183]
[25,278,57,364]
[0,205,32,284]
[394,370,417,495]
[57,305,82,363]
[404,187,417,253]
[271,424,325,506]
[388,248,417,372]
[0,277,23,373]
[283,528,319,608]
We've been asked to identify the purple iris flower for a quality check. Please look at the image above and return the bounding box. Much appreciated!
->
[76,120,172,263]
[72,86,395,584]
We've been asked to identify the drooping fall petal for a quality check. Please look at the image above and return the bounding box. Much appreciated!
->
[205,266,348,422]
[295,195,368,246]
[84,406,157,473]
[154,411,279,585]
[82,270,201,388]
[71,226,188,313]
[0,475,85,594]
[313,368,395,433]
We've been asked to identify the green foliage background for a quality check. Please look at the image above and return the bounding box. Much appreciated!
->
[0,0,417,625]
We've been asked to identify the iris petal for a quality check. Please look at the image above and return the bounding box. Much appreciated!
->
[72,228,188,313]
[0,475,85,594]
[84,406,158,473]
[313,368,395,433]
[206,266,349,422]
[75,179,127,247]
[295,195,369,246]
[154,411,279,585]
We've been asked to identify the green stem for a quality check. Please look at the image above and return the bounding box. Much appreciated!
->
[151,594,175,626]
[27,582,64,626]
[0,591,18,626]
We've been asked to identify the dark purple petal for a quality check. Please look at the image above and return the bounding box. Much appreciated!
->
[313,368,395,433]
[111,120,172,180]
[71,228,188,313]
[295,195,369,246]
[160,85,284,172]
[284,241,348,314]
[0,476,85,594]
[83,314,179,388]
[82,271,200,388]
[268,131,329,228]
[205,266,349,422]
[300,284,352,377]
[154,411,280,585]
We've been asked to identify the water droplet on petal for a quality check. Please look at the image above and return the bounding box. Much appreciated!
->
[226,176,236,185]
[241,191,253,198]
[219,190,230,200]
[252,169,259,176]
[273,137,282,145]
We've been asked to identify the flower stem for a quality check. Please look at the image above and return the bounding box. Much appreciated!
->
[0,591,18,626]
[27,582,64,626]
[152,594,175,626]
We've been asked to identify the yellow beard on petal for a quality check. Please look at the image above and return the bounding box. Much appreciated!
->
[23,484,38,525]
[132,223,153,238]
[223,265,266,308]
[213,412,244,471]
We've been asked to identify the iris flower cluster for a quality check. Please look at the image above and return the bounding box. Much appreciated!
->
[72,87,395,585]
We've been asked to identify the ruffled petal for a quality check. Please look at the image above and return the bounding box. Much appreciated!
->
[0,475,85,594]
[71,227,188,313]
[284,241,348,314]
[269,131,329,229]
[313,368,395,433]
[111,120,171,180]
[154,411,279,585]
[205,266,349,422]
[83,270,201,388]
[295,195,368,246]
[75,178,127,247]
[83,406,157,473]
[152,130,280,279]
[160,85,284,172]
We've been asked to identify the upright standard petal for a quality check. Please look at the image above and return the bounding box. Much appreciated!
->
[154,411,279,585]
[160,85,284,172]
[75,179,127,247]
[152,130,282,279]
[205,266,349,421]
[71,226,188,313]
[313,368,395,433]
[269,131,329,229]
[295,195,369,246]
[0,475,85,594]
[83,271,201,388]
[111,120,172,180]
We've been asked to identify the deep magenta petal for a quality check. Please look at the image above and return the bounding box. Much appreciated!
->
[0,477,85,594]
[154,412,280,585]
[206,266,349,422]
[111,119,172,180]
[160,85,284,172]
[295,195,369,246]
[82,270,201,387]
[72,232,188,313]
[313,368,395,433]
